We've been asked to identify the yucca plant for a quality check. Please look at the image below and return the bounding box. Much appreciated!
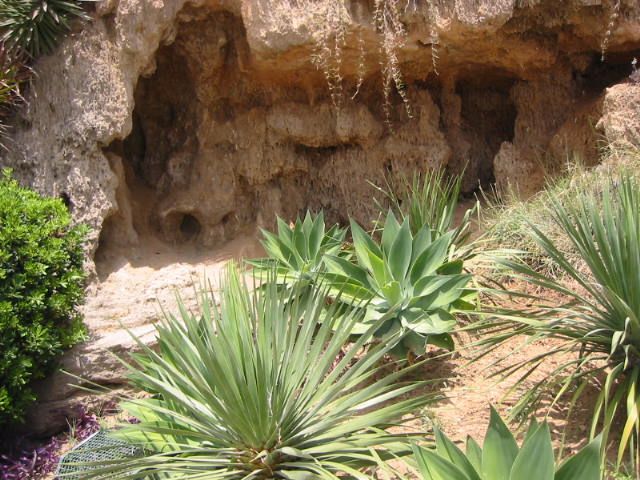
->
[481,176,640,470]
[324,210,474,357]
[411,407,602,480]
[0,0,91,58]
[66,265,435,479]
[247,211,347,289]
[373,169,476,250]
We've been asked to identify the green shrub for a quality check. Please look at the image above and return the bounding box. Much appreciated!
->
[412,407,602,480]
[71,266,434,478]
[324,210,475,357]
[0,170,86,425]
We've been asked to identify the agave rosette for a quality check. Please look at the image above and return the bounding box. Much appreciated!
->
[324,211,474,356]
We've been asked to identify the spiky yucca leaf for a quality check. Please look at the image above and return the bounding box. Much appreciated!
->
[372,169,476,251]
[480,176,640,470]
[411,407,602,480]
[0,0,90,58]
[65,265,435,479]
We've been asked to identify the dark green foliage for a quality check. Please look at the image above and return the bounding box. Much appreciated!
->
[0,170,86,425]
[0,0,91,58]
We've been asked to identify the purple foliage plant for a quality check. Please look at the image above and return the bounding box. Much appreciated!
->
[0,405,103,479]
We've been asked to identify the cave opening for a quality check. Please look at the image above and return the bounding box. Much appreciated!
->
[179,213,202,241]
[455,77,517,193]
[577,51,640,97]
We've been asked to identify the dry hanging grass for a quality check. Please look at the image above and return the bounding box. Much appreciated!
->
[601,0,621,61]
[255,0,443,123]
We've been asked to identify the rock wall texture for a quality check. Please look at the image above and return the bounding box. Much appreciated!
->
[3,0,640,267]
[2,0,640,433]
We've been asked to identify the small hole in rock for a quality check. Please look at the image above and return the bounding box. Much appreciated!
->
[179,213,201,241]
[60,192,73,211]
[221,212,233,225]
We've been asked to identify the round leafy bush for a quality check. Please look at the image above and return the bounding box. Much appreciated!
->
[0,170,86,426]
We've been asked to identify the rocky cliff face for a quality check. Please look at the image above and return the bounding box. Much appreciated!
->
[3,0,640,268]
[2,0,640,433]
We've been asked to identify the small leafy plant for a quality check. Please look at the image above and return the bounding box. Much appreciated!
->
[412,407,602,480]
[70,266,435,478]
[0,170,86,425]
[247,211,346,289]
[325,210,474,357]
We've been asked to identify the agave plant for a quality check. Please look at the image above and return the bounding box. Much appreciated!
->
[67,265,434,479]
[412,407,602,480]
[247,211,347,289]
[324,210,474,357]
[0,0,91,58]
[482,176,640,469]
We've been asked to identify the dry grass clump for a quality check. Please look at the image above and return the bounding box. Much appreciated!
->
[481,144,640,276]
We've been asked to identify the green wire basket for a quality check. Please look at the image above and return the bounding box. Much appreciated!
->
[56,429,143,479]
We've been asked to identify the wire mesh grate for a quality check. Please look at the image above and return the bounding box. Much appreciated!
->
[56,429,143,479]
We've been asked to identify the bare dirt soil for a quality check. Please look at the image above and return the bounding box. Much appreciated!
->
[91,228,264,334]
